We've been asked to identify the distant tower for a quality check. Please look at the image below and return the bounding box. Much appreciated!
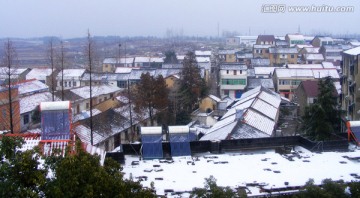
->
[217,22,220,38]
[297,25,301,34]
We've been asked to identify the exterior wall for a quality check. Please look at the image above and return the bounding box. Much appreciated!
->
[56,79,82,90]
[253,48,270,59]
[269,53,298,66]
[199,97,216,112]
[165,76,177,89]
[341,53,360,120]
[273,75,314,100]
[220,69,247,99]
[225,54,236,63]
[0,88,21,133]
[102,63,115,73]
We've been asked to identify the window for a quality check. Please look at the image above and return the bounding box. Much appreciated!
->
[23,114,29,124]
[265,49,269,53]
[226,70,229,74]
[104,97,107,100]
[234,70,237,75]
[224,90,229,96]
[73,81,77,87]
[64,81,68,87]
[291,55,295,58]
[240,70,242,74]
[279,80,290,85]
[221,79,246,85]
[291,80,301,86]
[99,99,102,103]
[110,93,114,98]
[86,103,89,108]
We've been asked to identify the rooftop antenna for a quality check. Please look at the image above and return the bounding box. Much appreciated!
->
[298,25,301,34]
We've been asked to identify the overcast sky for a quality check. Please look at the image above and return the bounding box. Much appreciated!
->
[0,0,359,38]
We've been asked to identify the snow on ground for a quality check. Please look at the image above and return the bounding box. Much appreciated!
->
[122,145,360,197]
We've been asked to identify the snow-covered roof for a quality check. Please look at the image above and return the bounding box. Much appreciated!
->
[251,58,270,66]
[20,92,55,114]
[134,57,164,63]
[321,62,336,69]
[71,85,121,99]
[220,64,247,70]
[275,69,314,78]
[295,44,313,49]
[0,67,28,75]
[218,50,237,55]
[275,68,339,79]
[115,67,133,74]
[73,109,102,122]
[201,86,281,141]
[17,80,49,96]
[304,53,324,61]
[103,57,134,64]
[350,42,360,46]
[195,57,210,63]
[26,68,53,80]
[286,34,304,40]
[209,94,221,102]
[162,64,183,69]
[122,145,360,197]
[253,44,272,49]
[287,64,323,69]
[40,101,70,111]
[269,47,298,54]
[247,79,274,90]
[302,47,320,54]
[195,50,211,56]
[312,69,339,79]
[56,69,85,79]
[254,67,276,75]
[343,46,360,56]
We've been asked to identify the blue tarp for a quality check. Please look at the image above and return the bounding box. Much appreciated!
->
[142,135,163,159]
[169,133,191,156]
[41,110,70,140]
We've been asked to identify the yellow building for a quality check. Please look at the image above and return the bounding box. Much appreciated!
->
[269,47,298,66]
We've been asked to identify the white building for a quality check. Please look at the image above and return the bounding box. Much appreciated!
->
[219,64,248,99]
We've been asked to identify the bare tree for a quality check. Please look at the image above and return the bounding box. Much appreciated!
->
[47,38,57,101]
[0,39,20,133]
[84,30,98,145]
[59,41,66,101]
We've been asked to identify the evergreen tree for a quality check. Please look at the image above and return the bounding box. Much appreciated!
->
[191,175,246,198]
[301,77,341,140]
[0,136,47,198]
[179,51,207,113]
[163,50,178,64]
[133,73,169,126]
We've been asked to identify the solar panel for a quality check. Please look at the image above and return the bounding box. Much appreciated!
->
[169,133,191,156]
[142,134,163,159]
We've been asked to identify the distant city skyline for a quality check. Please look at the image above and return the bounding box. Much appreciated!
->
[0,0,359,38]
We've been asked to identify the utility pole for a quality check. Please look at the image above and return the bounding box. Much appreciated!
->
[87,30,94,145]
[127,79,134,142]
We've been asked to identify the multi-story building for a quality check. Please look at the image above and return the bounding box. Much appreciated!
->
[218,50,237,63]
[273,68,339,99]
[268,47,298,66]
[219,63,247,99]
[285,34,305,47]
[56,69,86,91]
[311,36,334,47]
[256,35,276,45]
[341,46,360,121]
[253,45,272,59]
